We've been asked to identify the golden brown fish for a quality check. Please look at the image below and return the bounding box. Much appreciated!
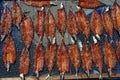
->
[68,44,80,77]
[78,0,105,9]
[0,7,12,41]
[81,43,92,77]
[19,48,30,79]
[2,35,16,72]
[20,16,33,48]
[103,10,114,39]
[91,9,104,40]
[12,1,22,27]
[45,9,56,43]
[34,43,44,79]
[104,40,117,76]
[112,1,120,32]
[22,0,55,7]
[91,43,103,78]
[45,43,56,79]
[57,41,69,79]
[75,9,90,40]
[35,8,45,42]
[57,4,67,36]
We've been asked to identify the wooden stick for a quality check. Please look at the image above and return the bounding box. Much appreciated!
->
[1,73,120,80]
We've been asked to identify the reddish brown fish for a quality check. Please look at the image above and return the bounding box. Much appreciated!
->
[67,10,78,36]
[78,0,105,9]
[20,16,33,48]
[22,0,54,7]
[91,43,103,78]
[116,40,120,63]
[0,7,12,36]
[45,9,56,42]
[57,6,67,36]
[112,1,120,31]
[104,40,117,75]
[45,43,56,73]
[68,44,80,75]
[91,9,104,39]
[2,35,16,72]
[81,43,92,77]
[35,9,45,41]
[75,9,90,40]
[12,1,22,27]
[19,48,30,78]
[57,41,69,76]
[34,43,44,78]
[103,10,114,39]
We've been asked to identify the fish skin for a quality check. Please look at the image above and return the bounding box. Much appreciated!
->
[116,40,120,63]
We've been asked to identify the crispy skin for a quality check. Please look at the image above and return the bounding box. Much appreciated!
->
[22,0,51,7]
[67,10,78,36]
[104,40,117,70]
[57,41,69,74]
[0,7,12,35]
[2,35,16,65]
[45,9,56,40]
[34,44,44,72]
[112,1,120,31]
[78,0,105,9]
[116,40,120,63]
[103,11,114,39]
[12,1,22,26]
[91,10,103,36]
[20,16,33,48]
[68,44,80,72]
[75,9,90,39]
[19,48,30,75]
[35,9,45,41]
[57,8,67,36]
[91,43,103,73]
[45,43,56,72]
[81,44,92,71]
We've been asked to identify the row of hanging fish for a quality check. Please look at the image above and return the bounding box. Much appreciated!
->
[0,0,120,80]
[3,34,120,79]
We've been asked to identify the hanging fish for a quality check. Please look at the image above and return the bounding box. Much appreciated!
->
[57,3,67,37]
[112,1,120,33]
[12,1,22,28]
[0,7,12,41]
[19,48,30,80]
[67,10,78,43]
[90,9,104,42]
[104,40,117,76]
[34,43,44,80]
[35,7,45,42]
[45,43,56,79]
[20,16,34,48]
[81,43,92,78]
[2,35,16,72]
[116,39,120,63]
[91,43,103,79]
[45,9,56,43]
[57,41,70,80]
